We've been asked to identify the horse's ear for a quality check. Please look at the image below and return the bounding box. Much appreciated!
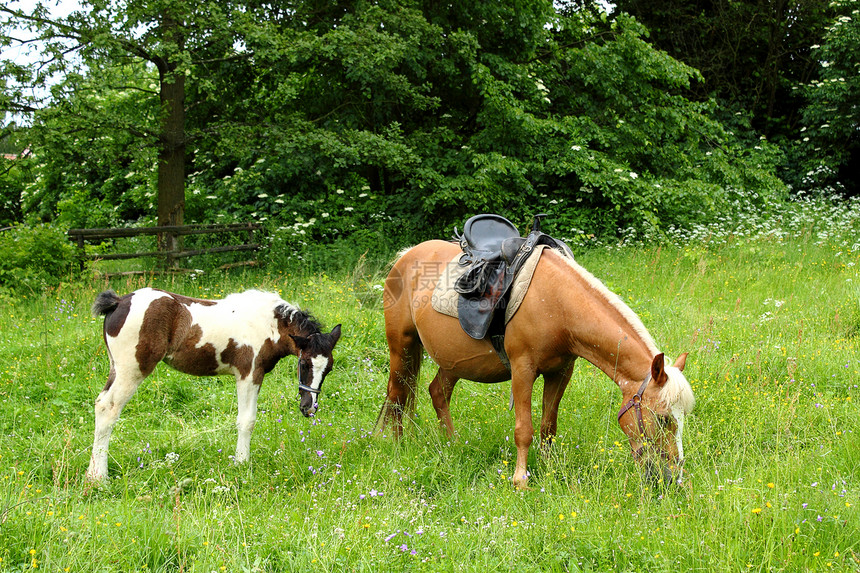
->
[291,335,309,350]
[673,353,688,372]
[651,353,668,386]
[329,324,342,346]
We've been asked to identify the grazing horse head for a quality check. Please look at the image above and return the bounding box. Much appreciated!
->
[290,324,342,417]
[617,353,694,486]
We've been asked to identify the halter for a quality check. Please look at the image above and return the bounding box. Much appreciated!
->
[296,349,321,395]
[617,373,671,462]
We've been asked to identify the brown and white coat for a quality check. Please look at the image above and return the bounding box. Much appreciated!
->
[86,287,341,482]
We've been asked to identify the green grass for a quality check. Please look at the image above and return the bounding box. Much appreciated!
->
[1,214,859,571]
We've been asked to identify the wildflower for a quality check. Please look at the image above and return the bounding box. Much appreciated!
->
[751,508,762,514]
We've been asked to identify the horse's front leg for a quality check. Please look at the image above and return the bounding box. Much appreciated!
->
[234,371,263,464]
[539,362,575,449]
[510,363,537,489]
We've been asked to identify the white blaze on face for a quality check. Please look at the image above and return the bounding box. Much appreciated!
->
[307,354,330,407]
[671,404,686,463]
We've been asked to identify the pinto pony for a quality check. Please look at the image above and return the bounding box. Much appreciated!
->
[86,287,341,482]
[377,240,694,489]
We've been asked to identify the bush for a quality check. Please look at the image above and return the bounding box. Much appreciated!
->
[0,224,78,294]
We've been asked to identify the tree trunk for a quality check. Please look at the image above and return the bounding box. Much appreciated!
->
[156,16,186,264]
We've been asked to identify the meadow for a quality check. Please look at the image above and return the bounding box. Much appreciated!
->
[1,198,859,572]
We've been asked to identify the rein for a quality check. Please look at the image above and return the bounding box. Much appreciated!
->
[617,373,670,462]
[296,350,321,395]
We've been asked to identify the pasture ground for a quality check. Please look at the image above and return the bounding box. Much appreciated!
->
[1,203,859,571]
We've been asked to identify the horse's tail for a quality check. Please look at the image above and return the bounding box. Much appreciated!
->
[92,290,121,318]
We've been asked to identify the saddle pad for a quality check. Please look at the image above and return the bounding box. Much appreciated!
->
[431,244,552,324]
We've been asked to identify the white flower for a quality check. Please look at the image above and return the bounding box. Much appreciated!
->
[629,172,638,179]
[571,145,581,151]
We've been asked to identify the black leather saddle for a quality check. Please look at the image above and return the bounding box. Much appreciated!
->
[452,214,572,350]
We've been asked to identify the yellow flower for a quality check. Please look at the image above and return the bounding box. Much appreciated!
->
[751,508,762,514]
[767,482,775,488]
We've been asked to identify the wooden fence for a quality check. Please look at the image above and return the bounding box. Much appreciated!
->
[68,222,262,270]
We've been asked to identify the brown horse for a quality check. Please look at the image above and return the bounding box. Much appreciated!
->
[377,240,694,489]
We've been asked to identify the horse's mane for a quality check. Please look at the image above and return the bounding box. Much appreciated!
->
[286,306,323,336]
[221,289,323,335]
[661,366,696,414]
[553,252,695,412]
[554,253,659,355]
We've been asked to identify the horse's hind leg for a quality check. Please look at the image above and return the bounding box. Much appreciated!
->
[428,369,458,437]
[86,360,147,482]
[376,328,422,438]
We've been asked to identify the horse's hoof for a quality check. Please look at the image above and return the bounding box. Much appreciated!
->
[512,476,532,490]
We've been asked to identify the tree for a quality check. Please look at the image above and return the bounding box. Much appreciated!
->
[203,1,785,240]
[1,0,262,240]
[3,0,788,246]
[613,0,830,139]
[797,0,860,194]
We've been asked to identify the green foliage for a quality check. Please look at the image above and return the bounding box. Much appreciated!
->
[21,63,159,227]
[613,0,830,140]
[0,0,795,246]
[197,6,788,243]
[0,160,27,227]
[796,0,860,194]
[0,224,78,294]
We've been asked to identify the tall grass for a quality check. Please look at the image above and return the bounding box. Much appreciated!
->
[1,199,858,572]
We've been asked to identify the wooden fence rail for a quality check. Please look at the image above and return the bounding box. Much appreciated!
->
[68,222,262,270]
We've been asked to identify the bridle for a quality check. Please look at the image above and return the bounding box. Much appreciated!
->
[296,349,321,396]
[617,373,672,462]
